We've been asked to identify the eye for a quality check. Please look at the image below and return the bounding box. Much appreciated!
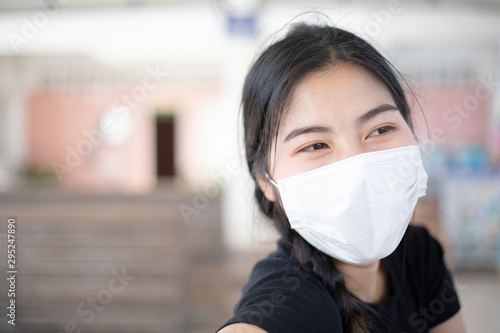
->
[302,142,329,151]
[368,126,395,137]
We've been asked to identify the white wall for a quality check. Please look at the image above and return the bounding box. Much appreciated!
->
[0,58,26,191]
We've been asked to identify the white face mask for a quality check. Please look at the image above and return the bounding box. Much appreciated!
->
[267,145,428,265]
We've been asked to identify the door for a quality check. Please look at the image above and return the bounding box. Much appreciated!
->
[155,114,175,177]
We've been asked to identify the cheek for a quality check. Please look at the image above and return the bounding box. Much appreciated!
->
[394,125,417,146]
[270,154,294,180]
[270,145,309,180]
[268,141,293,178]
[272,150,330,180]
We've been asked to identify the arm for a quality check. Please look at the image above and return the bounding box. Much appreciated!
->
[218,323,269,333]
[429,308,466,333]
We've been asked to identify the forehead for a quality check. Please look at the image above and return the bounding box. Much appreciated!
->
[278,63,393,135]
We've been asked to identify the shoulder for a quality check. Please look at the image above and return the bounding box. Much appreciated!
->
[398,224,437,247]
[387,224,461,329]
[219,242,342,333]
[390,225,446,285]
[396,225,445,276]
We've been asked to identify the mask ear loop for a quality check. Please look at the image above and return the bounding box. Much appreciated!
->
[264,172,291,228]
[264,172,284,211]
[265,172,279,188]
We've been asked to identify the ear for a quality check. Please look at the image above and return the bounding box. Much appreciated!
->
[256,172,277,203]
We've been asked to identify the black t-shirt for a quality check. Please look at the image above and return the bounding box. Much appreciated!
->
[218,225,461,333]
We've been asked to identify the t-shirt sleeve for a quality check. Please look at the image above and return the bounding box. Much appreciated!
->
[413,226,462,329]
[218,259,343,333]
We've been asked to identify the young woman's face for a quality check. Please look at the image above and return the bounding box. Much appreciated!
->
[261,63,416,202]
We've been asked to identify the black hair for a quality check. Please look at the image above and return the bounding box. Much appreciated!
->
[242,23,413,332]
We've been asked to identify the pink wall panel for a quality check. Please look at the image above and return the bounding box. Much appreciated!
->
[411,85,490,149]
[27,90,155,193]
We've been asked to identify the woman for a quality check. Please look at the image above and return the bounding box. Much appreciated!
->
[218,23,466,333]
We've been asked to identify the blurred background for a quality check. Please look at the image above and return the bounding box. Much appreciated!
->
[0,0,499,332]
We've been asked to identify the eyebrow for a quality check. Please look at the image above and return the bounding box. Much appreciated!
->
[283,104,400,143]
[356,104,399,125]
[284,125,332,143]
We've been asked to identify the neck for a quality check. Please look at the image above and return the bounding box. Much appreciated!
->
[333,259,388,304]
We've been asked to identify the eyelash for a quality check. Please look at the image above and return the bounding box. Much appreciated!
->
[299,126,396,152]
[368,125,395,137]
[301,142,330,152]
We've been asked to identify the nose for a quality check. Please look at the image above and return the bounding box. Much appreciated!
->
[335,143,366,161]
